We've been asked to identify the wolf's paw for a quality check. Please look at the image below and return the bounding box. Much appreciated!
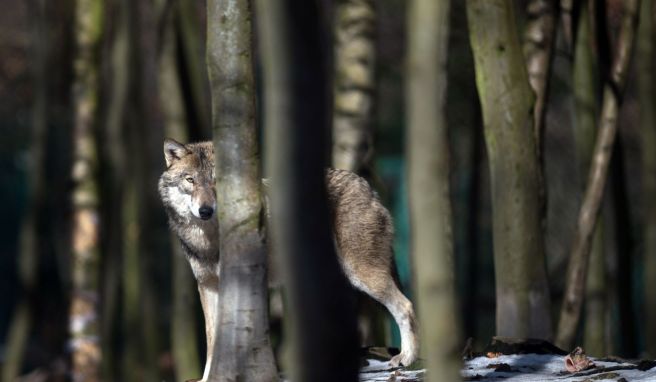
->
[389,352,415,368]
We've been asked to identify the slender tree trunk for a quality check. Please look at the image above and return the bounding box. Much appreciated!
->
[2,2,49,380]
[159,5,201,378]
[333,0,376,174]
[257,0,360,381]
[560,0,574,51]
[407,0,461,380]
[638,0,656,358]
[176,0,211,140]
[556,0,641,349]
[69,0,103,380]
[466,0,552,339]
[98,1,130,379]
[571,1,606,356]
[523,0,556,150]
[206,1,277,380]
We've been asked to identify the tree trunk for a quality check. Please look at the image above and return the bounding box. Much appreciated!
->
[98,1,130,379]
[332,0,376,174]
[466,0,552,339]
[205,0,278,380]
[572,2,606,356]
[639,0,656,358]
[176,0,211,140]
[69,0,103,380]
[407,0,461,380]
[523,0,556,151]
[2,2,49,380]
[257,0,360,381]
[159,5,202,378]
[556,0,640,350]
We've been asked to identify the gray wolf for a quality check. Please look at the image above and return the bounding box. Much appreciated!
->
[158,139,418,379]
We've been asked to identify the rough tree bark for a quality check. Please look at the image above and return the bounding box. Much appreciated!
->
[2,1,49,380]
[407,0,461,380]
[159,3,201,379]
[256,0,360,381]
[466,0,553,339]
[206,0,278,380]
[556,0,640,349]
[523,0,556,149]
[571,1,606,356]
[638,0,656,358]
[69,0,103,380]
[333,0,376,174]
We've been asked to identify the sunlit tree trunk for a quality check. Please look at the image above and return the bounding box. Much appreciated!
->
[522,0,556,151]
[206,0,278,380]
[69,0,103,380]
[639,0,656,358]
[2,1,49,380]
[407,0,461,380]
[257,0,360,381]
[466,0,552,339]
[571,1,606,356]
[333,0,376,174]
[159,4,201,378]
[556,0,640,349]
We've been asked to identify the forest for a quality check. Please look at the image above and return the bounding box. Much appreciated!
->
[0,0,655,381]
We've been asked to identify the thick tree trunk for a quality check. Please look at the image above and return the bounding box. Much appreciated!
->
[466,0,552,339]
[2,2,49,380]
[69,0,103,380]
[407,0,461,380]
[257,0,360,381]
[159,6,202,378]
[333,0,376,174]
[206,1,277,380]
[555,0,640,350]
[639,0,656,358]
[570,1,606,357]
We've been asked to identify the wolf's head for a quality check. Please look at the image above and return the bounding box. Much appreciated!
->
[158,139,216,221]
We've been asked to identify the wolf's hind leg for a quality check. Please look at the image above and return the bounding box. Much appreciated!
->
[344,267,419,367]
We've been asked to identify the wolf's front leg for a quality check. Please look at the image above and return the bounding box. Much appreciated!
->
[197,279,219,382]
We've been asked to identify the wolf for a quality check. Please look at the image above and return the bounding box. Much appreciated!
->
[158,139,419,379]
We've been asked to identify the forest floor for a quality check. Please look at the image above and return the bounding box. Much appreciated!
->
[361,354,656,381]
[360,340,656,381]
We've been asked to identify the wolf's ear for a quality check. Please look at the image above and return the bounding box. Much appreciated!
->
[164,138,190,167]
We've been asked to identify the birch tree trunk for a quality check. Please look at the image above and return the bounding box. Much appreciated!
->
[466,0,552,339]
[69,0,103,380]
[2,1,49,380]
[257,0,360,381]
[159,4,201,378]
[639,0,656,358]
[333,0,376,174]
[407,0,461,380]
[571,1,606,356]
[556,0,640,349]
[206,0,277,380]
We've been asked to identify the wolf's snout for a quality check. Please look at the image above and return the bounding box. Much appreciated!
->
[199,206,214,220]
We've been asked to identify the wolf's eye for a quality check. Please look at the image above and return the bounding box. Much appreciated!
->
[186,177,194,184]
